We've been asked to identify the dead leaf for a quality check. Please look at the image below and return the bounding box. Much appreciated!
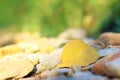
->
[0,59,34,80]
[57,39,99,68]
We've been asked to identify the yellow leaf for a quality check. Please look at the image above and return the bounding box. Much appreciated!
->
[57,39,99,68]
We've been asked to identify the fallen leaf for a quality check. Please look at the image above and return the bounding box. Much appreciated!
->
[0,59,34,80]
[57,39,99,68]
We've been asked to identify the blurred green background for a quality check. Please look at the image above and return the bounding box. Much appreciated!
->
[0,0,120,37]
